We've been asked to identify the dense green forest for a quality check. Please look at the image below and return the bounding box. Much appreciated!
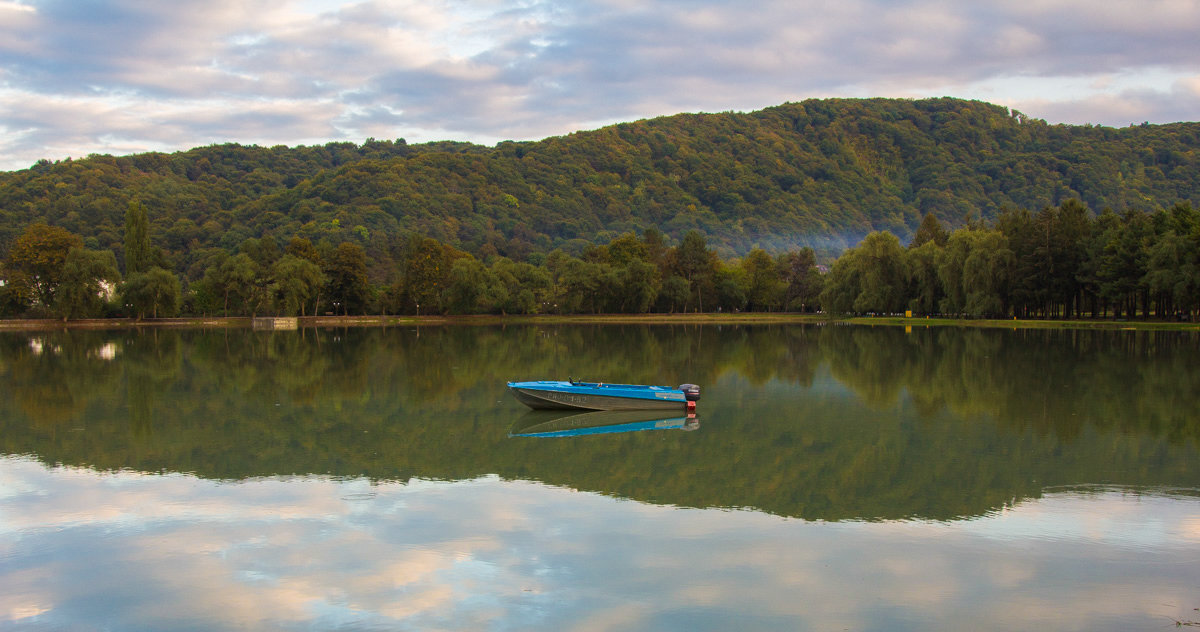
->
[3,197,1198,320]
[2,97,1199,319]
[4,98,1200,262]
[822,199,1200,319]
[2,326,1197,520]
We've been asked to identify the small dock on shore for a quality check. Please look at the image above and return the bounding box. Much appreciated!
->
[252,317,298,331]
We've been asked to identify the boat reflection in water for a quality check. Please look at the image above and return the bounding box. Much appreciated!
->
[509,409,700,438]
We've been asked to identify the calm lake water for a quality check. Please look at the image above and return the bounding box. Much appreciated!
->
[1,324,1198,631]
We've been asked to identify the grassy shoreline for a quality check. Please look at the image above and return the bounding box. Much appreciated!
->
[1,313,1198,332]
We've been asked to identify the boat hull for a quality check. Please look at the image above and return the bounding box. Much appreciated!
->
[508,381,689,411]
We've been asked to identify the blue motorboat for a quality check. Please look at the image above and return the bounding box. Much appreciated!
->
[507,379,700,411]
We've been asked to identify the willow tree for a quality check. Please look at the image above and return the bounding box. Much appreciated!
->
[445,257,504,314]
[271,255,326,316]
[820,231,906,314]
[906,240,942,315]
[961,230,1014,317]
[936,229,1013,317]
[54,248,121,320]
[122,267,181,319]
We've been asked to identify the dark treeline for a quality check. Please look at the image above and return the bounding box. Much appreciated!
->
[2,97,1199,278]
[0,208,823,318]
[822,199,1200,320]
[4,196,1200,320]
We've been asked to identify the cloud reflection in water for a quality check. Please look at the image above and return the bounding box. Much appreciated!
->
[1,456,1197,631]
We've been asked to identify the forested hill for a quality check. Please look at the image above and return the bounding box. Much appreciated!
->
[2,97,1199,276]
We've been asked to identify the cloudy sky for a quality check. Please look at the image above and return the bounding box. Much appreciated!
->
[2,0,1199,172]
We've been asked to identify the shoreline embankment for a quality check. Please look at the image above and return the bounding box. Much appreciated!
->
[2,314,1198,332]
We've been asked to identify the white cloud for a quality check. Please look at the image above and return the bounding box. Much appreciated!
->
[1001,74,1200,126]
[1,0,1199,170]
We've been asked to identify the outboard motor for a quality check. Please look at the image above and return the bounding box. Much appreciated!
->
[678,383,701,402]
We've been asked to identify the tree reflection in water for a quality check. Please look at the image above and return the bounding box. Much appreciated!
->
[1,325,1197,521]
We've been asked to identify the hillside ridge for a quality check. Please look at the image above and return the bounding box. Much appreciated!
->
[2,97,1198,278]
